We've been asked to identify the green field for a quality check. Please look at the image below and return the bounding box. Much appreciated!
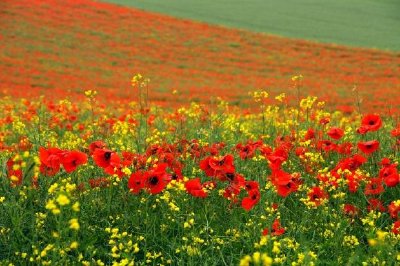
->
[105,0,400,51]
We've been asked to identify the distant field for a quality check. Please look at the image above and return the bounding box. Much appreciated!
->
[1,0,399,114]
[105,0,400,51]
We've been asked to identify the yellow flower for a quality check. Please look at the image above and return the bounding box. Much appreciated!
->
[56,194,70,206]
[70,241,79,249]
[72,202,80,212]
[69,218,80,230]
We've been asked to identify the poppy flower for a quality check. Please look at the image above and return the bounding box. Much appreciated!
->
[104,154,123,177]
[62,150,88,173]
[93,148,115,168]
[185,178,208,198]
[391,126,400,138]
[358,140,379,154]
[271,219,285,236]
[199,154,235,180]
[343,204,359,217]
[39,147,64,176]
[327,127,344,140]
[345,172,363,193]
[317,140,337,152]
[304,128,316,140]
[128,172,145,194]
[367,198,386,212]
[308,187,329,206]
[89,140,106,155]
[236,143,256,160]
[364,178,384,195]
[337,142,353,155]
[379,166,399,187]
[388,201,400,219]
[270,169,300,197]
[241,188,260,211]
[358,114,382,134]
[267,148,288,170]
[143,163,170,194]
[392,220,400,234]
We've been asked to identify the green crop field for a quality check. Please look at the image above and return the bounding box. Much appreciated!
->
[104,0,400,51]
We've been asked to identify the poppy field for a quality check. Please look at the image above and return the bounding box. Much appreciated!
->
[1,0,400,114]
[1,76,400,265]
[1,0,400,265]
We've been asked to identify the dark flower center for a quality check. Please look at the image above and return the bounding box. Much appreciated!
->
[226,173,235,180]
[149,176,159,185]
[104,152,112,160]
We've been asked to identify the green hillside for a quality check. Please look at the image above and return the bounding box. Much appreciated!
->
[105,0,400,51]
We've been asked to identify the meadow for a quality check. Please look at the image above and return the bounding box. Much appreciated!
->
[106,0,400,51]
[1,0,400,114]
[1,78,400,265]
[1,0,400,265]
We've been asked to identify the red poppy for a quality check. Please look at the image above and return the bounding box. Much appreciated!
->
[236,143,256,160]
[62,150,88,173]
[358,114,382,134]
[39,147,64,176]
[89,140,106,155]
[337,142,353,155]
[304,128,316,140]
[271,219,285,236]
[364,178,385,195]
[93,148,115,168]
[379,165,399,187]
[343,204,359,217]
[260,144,273,157]
[267,148,288,170]
[128,172,145,194]
[270,169,301,197]
[358,140,379,154]
[391,126,400,138]
[199,154,235,180]
[308,187,329,206]
[327,127,344,140]
[317,140,337,152]
[392,220,400,234]
[241,188,261,211]
[185,178,208,198]
[143,163,170,194]
[336,154,366,172]
[345,172,363,193]
[104,154,123,177]
[388,201,400,219]
[367,198,386,212]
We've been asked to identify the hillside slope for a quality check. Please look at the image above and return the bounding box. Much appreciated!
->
[106,0,400,51]
[0,0,399,113]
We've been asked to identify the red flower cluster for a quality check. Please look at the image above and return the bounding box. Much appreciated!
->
[39,147,87,176]
[128,163,171,195]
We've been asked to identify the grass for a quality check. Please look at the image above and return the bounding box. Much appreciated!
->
[104,0,400,51]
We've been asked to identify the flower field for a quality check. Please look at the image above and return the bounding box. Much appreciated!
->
[1,0,400,265]
[1,0,400,114]
[1,75,400,265]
